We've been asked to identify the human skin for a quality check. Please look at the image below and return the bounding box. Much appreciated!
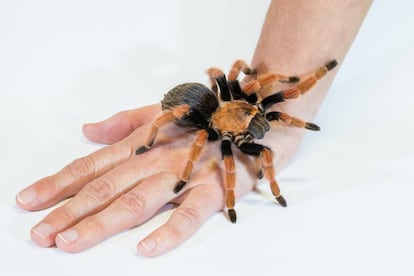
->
[16,0,372,257]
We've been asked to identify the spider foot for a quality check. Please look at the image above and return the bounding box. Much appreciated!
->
[243,68,257,75]
[305,122,321,131]
[136,146,150,155]
[276,195,287,207]
[257,169,264,179]
[174,180,187,194]
[326,60,338,71]
[228,209,237,223]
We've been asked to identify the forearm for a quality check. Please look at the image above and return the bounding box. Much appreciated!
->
[252,0,372,118]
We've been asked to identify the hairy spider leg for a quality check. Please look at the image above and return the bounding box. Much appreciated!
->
[240,73,299,105]
[221,135,237,223]
[228,59,299,84]
[174,129,209,193]
[255,157,264,179]
[244,71,301,92]
[261,148,287,207]
[206,67,233,102]
[135,104,191,154]
[228,59,257,81]
[237,141,287,207]
[260,60,338,111]
[266,111,320,131]
[282,59,338,100]
[215,75,231,101]
[206,67,225,94]
[242,72,299,95]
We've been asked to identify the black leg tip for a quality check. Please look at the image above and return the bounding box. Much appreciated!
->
[326,60,338,71]
[228,209,237,223]
[173,180,187,194]
[305,122,321,131]
[257,169,264,180]
[276,195,287,207]
[243,68,257,75]
[136,146,149,155]
[280,76,300,83]
[288,76,300,83]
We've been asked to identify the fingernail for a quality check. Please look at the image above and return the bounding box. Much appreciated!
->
[139,238,156,253]
[57,229,79,244]
[17,188,36,205]
[32,223,54,240]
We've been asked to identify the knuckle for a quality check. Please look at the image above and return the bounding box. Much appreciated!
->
[161,206,201,241]
[67,156,95,179]
[117,139,135,160]
[54,206,77,224]
[82,216,105,237]
[40,176,60,196]
[83,176,115,203]
[163,223,183,241]
[117,192,146,217]
[173,206,200,228]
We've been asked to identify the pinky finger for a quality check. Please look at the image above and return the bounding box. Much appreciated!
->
[137,183,223,257]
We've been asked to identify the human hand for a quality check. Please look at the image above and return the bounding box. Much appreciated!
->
[17,103,299,257]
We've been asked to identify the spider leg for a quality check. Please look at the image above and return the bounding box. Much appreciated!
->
[173,129,209,193]
[228,59,257,81]
[221,135,237,223]
[226,60,259,103]
[228,59,298,83]
[266,111,320,131]
[260,60,338,111]
[206,68,232,102]
[237,141,287,207]
[135,104,190,154]
[240,72,299,104]
[255,156,264,179]
[261,148,287,207]
[206,67,225,94]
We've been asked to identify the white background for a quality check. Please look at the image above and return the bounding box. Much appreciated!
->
[1,0,413,275]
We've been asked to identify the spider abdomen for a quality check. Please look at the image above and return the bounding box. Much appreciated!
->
[161,82,219,129]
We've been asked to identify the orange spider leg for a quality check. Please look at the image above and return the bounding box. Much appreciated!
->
[219,137,238,223]
[282,60,338,100]
[266,111,320,131]
[206,67,225,93]
[257,72,300,87]
[255,156,264,180]
[174,129,209,193]
[261,148,287,207]
[135,104,190,154]
[223,154,237,223]
[228,59,257,81]
[242,72,300,99]
[279,112,320,131]
[241,79,262,96]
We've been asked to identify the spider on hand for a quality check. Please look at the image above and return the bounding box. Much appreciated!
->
[136,59,338,223]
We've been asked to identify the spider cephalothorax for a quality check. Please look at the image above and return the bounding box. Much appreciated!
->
[136,59,338,223]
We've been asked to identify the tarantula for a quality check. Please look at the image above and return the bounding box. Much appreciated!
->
[136,59,337,223]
